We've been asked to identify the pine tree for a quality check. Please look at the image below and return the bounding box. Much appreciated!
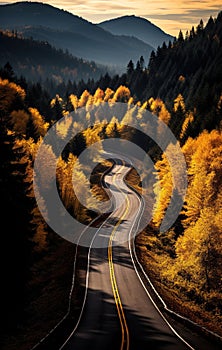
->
[178,30,184,43]
[127,60,134,75]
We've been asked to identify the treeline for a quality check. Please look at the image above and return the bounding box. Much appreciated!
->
[99,12,222,138]
[150,130,222,315]
[0,76,49,328]
[2,11,222,143]
[0,29,108,84]
[0,77,136,332]
[31,11,222,140]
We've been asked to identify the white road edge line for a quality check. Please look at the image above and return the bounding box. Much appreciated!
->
[30,162,114,350]
[126,189,195,350]
[112,152,222,346]
[59,160,119,349]
[109,155,195,349]
[30,215,101,350]
[126,173,222,346]
[31,155,221,350]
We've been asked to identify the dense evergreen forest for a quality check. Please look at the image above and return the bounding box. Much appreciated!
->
[0,30,109,83]
[0,11,222,350]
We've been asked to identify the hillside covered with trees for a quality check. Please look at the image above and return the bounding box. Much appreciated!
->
[0,29,108,83]
[0,1,154,68]
[31,11,222,142]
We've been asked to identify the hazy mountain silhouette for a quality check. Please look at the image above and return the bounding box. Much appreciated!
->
[0,30,109,83]
[0,2,154,68]
[99,15,174,49]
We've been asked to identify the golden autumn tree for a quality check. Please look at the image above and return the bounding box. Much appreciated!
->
[93,88,105,105]
[180,111,194,141]
[152,152,173,228]
[104,87,114,102]
[174,94,186,113]
[9,107,48,139]
[15,137,49,251]
[171,94,187,138]
[69,93,79,111]
[0,78,50,252]
[10,109,29,134]
[174,207,222,292]
[111,85,131,103]
[78,90,91,108]
[0,78,26,114]
[28,107,49,138]
[148,97,171,125]
[162,130,222,297]
[182,130,222,227]
[56,154,90,222]
[106,116,121,138]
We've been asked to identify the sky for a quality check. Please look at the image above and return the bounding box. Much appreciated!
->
[1,0,222,35]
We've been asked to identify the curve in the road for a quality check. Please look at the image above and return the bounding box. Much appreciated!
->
[31,157,222,350]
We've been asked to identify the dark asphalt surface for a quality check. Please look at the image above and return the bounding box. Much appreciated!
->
[61,163,221,350]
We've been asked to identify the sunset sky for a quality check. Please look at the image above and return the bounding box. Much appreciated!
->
[1,1,222,35]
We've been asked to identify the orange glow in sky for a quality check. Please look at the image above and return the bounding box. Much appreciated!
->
[1,1,221,35]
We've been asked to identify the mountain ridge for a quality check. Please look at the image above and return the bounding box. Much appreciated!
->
[0,29,108,83]
[98,15,174,49]
[0,1,156,68]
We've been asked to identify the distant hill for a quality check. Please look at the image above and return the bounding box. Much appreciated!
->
[94,12,222,139]
[0,30,107,83]
[98,15,174,49]
[0,2,154,68]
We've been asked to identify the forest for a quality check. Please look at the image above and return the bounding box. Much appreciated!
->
[0,10,222,350]
[0,29,108,83]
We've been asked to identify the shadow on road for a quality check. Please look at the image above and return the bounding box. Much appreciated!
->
[63,287,180,350]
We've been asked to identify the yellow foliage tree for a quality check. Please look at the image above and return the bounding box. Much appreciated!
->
[56,154,90,222]
[29,107,49,137]
[164,130,222,293]
[0,79,26,119]
[69,94,79,110]
[93,88,104,104]
[152,153,173,228]
[149,97,171,125]
[104,88,114,102]
[174,94,186,113]
[14,137,49,251]
[111,85,131,103]
[180,111,194,140]
[182,130,222,227]
[106,116,121,138]
[78,90,91,108]
[10,110,29,134]
[175,207,222,291]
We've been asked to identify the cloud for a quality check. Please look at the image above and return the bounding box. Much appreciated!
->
[140,1,222,34]
[145,8,221,22]
[1,0,221,35]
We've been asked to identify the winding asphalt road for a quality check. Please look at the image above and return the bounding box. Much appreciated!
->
[59,160,221,350]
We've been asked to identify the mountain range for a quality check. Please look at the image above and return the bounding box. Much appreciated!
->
[0,30,108,83]
[0,1,174,68]
[99,15,173,49]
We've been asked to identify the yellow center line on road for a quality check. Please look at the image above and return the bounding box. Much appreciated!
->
[108,161,131,350]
